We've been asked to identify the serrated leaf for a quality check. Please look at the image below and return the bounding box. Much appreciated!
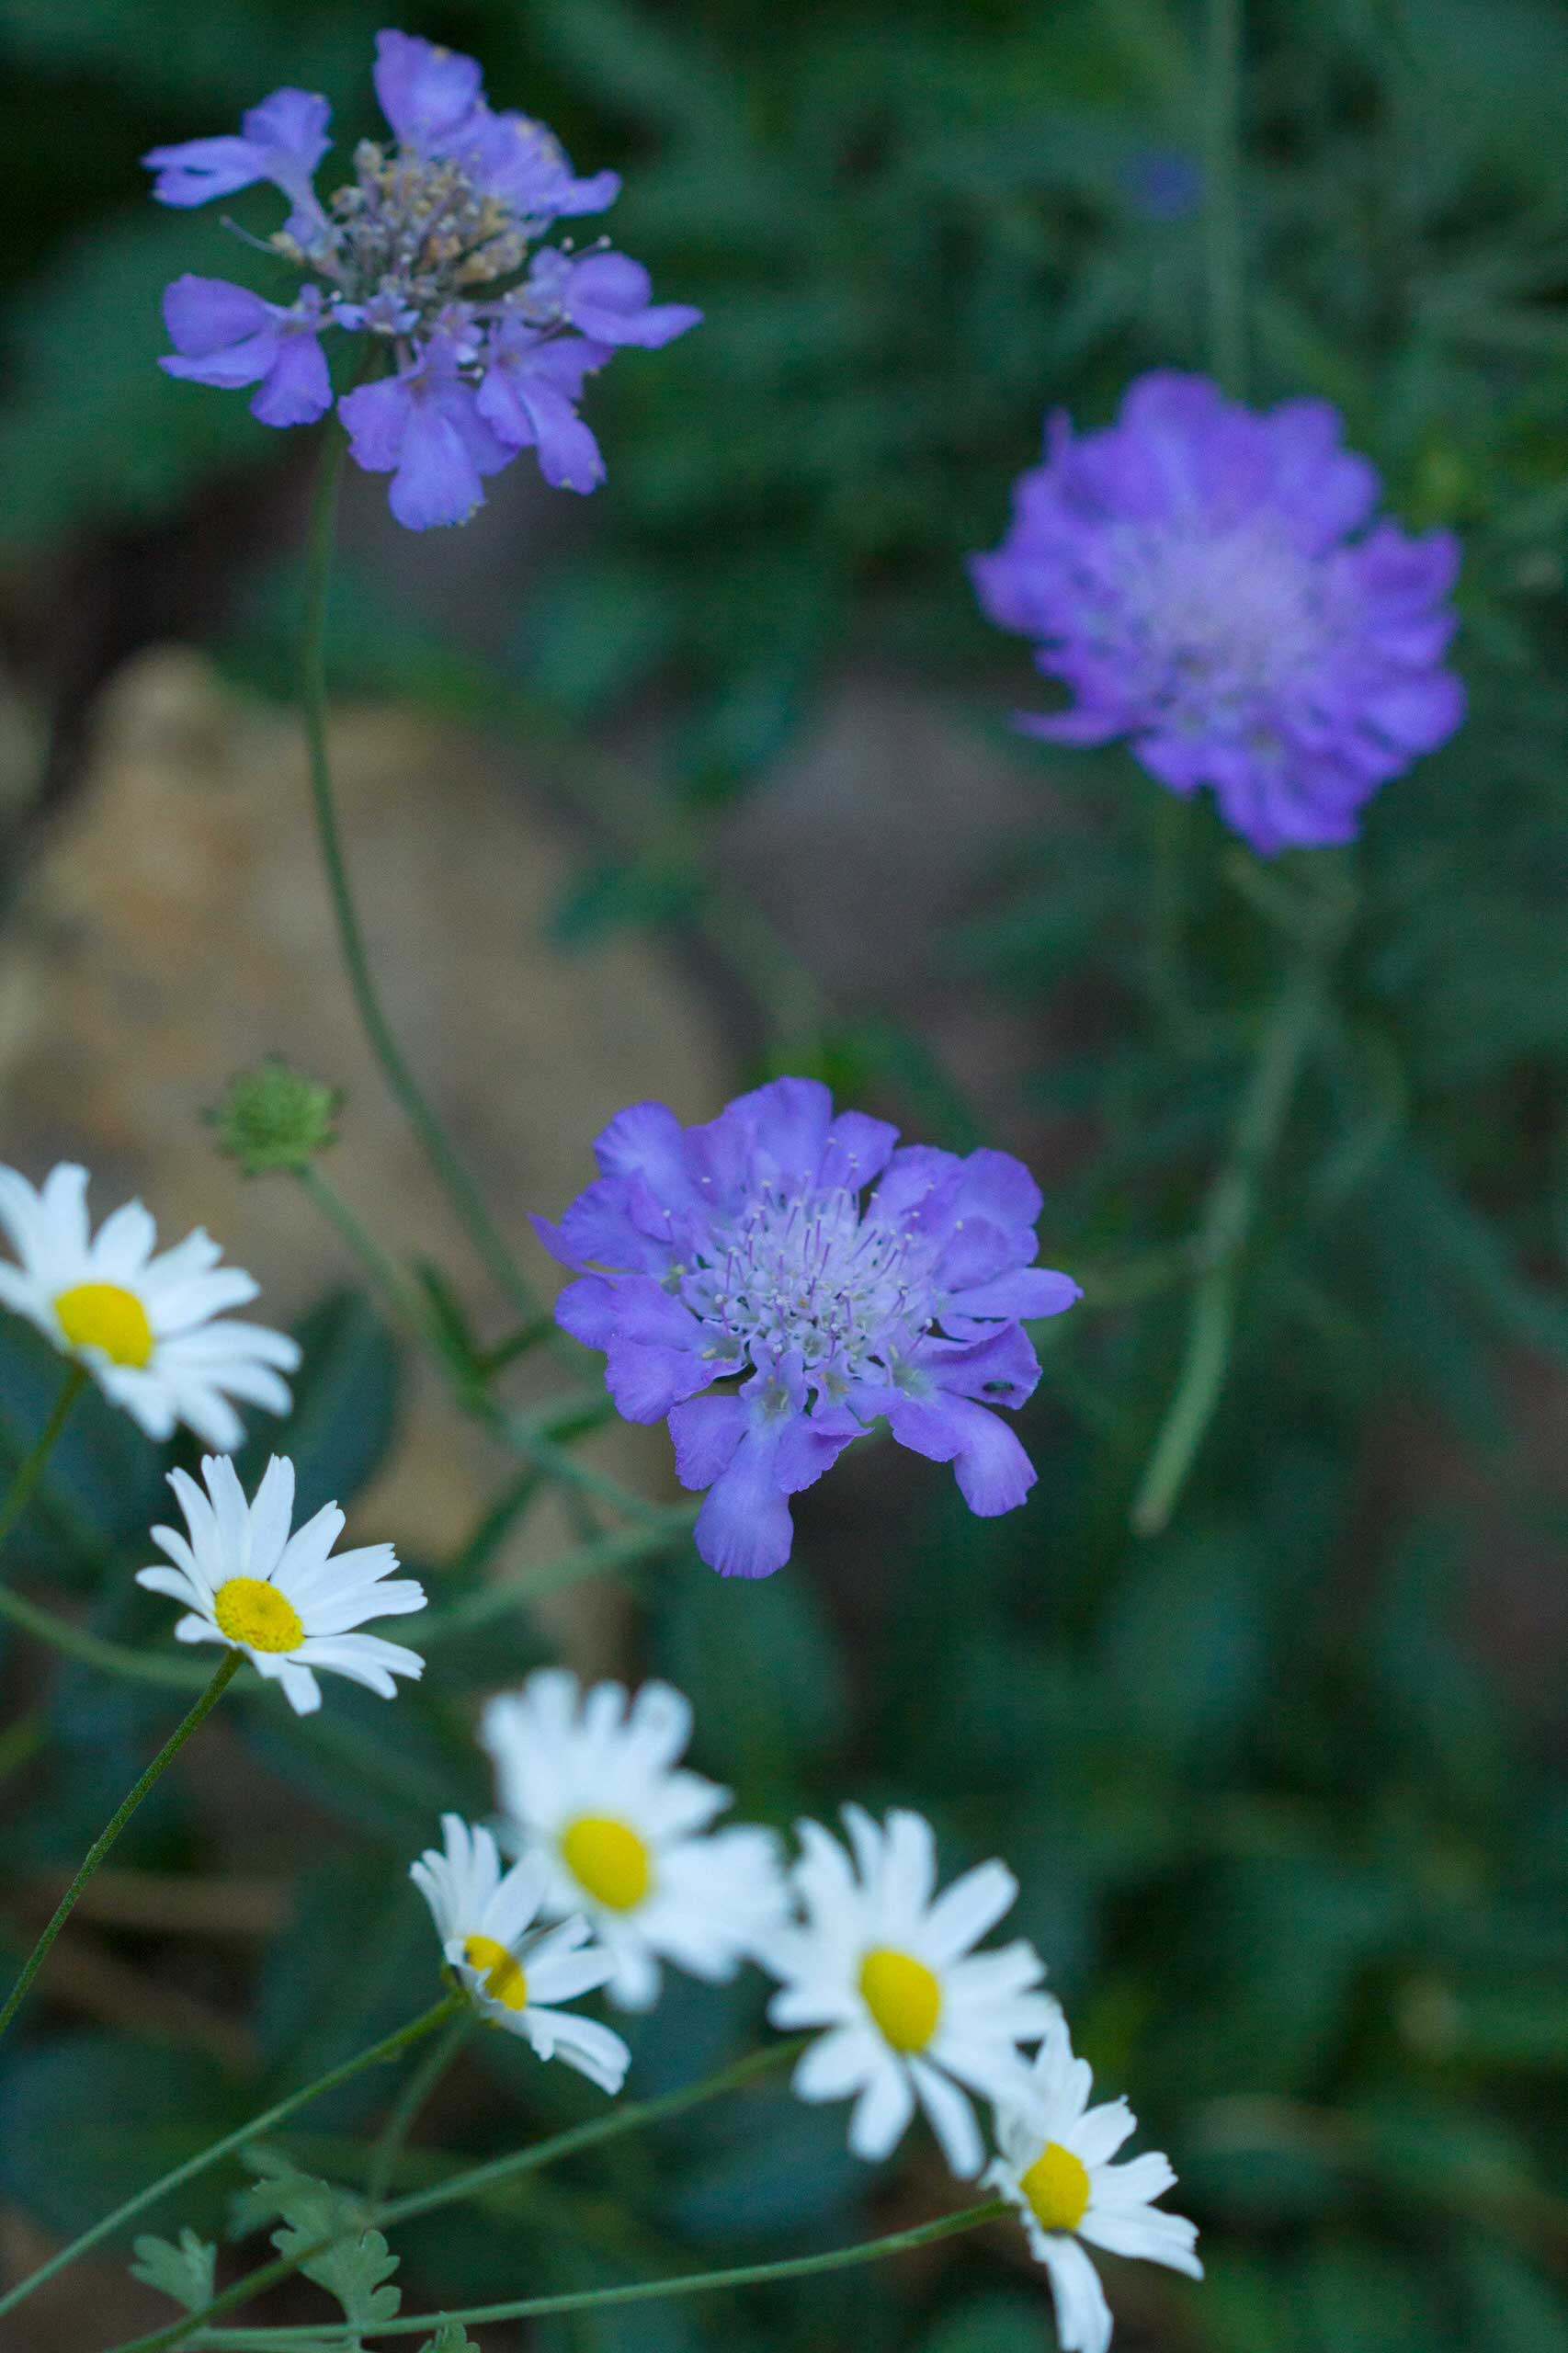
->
[422,2326,483,2353]
[129,2228,216,2312]
[234,2150,401,2331]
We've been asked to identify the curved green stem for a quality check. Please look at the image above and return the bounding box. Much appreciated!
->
[366,2012,469,2209]
[0,1995,462,2325]
[0,1651,242,2044]
[197,2200,1007,2346]
[0,1581,220,1688]
[112,2040,802,2353]
[1131,949,1322,1535]
[1202,0,1247,393]
[301,432,538,1324]
[0,1362,85,1574]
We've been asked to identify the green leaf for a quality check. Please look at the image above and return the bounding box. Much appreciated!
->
[236,2148,402,2331]
[129,2227,216,2312]
[421,2327,483,2353]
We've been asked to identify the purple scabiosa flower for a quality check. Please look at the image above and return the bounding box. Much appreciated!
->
[971,371,1464,856]
[145,28,700,529]
[533,1080,1081,1579]
[160,277,334,426]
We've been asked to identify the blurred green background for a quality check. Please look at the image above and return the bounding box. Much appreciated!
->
[2,2,1568,2349]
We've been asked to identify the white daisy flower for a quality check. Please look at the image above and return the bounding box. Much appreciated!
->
[763,1803,1056,2177]
[411,1813,630,2094]
[135,1453,426,1715]
[0,1162,300,1449]
[480,1670,790,2012]
[985,2012,1202,2353]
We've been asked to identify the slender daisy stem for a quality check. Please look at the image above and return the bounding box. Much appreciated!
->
[110,2040,805,2353]
[1202,0,1247,396]
[365,2011,470,2209]
[0,1650,242,2045]
[193,2200,1010,2347]
[0,1361,86,1574]
[300,431,539,1326]
[1131,945,1323,1535]
[0,1995,463,2325]
[0,1580,217,1687]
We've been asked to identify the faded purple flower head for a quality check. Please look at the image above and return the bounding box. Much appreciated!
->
[971,371,1464,856]
[145,29,700,529]
[533,1080,1080,1580]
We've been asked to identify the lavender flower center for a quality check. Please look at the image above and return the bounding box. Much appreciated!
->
[1122,520,1324,710]
[319,142,521,327]
[680,1187,937,1381]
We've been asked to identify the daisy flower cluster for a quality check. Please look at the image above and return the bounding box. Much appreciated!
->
[144,28,700,528]
[971,369,1464,854]
[534,1077,1081,1577]
[409,1670,1200,2352]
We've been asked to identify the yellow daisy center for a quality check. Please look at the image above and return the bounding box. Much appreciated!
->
[212,1576,304,1654]
[1020,2141,1091,2233]
[54,1281,154,1369]
[463,1933,528,2011]
[858,1947,942,2052]
[561,1815,652,1912]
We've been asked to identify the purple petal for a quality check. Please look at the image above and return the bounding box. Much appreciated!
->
[162,274,275,354]
[337,373,411,472]
[693,1430,796,1578]
[250,327,332,426]
[667,1393,749,1489]
[373,30,483,150]
[888,1392,1037,1515]
[945,1266,1081,1322]
[142,134,265,207]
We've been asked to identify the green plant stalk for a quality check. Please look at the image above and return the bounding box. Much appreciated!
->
[113,2040,803,2353]
[365,2013,470,2210]
[0,1582,221,1687]
[1131,949,1322,1535]
[300,433,539,1326]
[0,1651,243,2044]
[0,1996,463,2324]
[0,1362,86,1574]
[192,2200,1009,2347]
[296,1164,671,1534]
[1203,0,1247,395]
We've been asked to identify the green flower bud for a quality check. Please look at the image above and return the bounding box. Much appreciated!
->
[210,1059,340,1176]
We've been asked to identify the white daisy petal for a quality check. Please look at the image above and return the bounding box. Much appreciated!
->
[0,1164,296,1443]
[480,1669,790,2012]
[137,1455,424,1709]
[989,2013,1201,2347]
[765,1804,1051,2171]
[1043,2234,1114,2353]
[847,2051,916,2159]
[410,1819,629,2094]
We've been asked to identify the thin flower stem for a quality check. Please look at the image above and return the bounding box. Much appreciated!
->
[0,1581,218,1688]
[0,1362,86,1573]
[419,1517,694,1643]
[0,1995,463,2325]
[1202,0,1247,395]
[366,2013,471,2209]
[0,1651,243,2044]
[300,431,540,1325]
[195,2200,1009,2346]
[1131,947,1322,1535]
[111,2040,804,2353]
[296,1164,669,1535]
